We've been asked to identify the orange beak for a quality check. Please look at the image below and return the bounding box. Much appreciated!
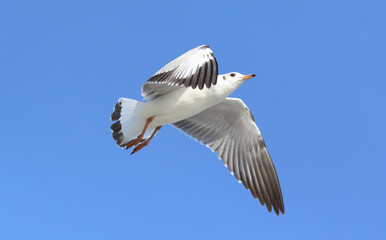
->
[242,74,256,80]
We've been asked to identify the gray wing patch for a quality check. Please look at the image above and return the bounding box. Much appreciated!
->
[172,98,284,215]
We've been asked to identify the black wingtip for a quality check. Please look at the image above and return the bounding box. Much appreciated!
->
[272,202,285,216]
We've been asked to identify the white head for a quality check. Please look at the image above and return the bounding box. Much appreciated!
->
[219,72,256,88]
[220,72,256,82]
[215,72,256,97]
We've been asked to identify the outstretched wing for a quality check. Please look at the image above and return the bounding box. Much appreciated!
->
[141,45,218,100]
[172,98,285,215]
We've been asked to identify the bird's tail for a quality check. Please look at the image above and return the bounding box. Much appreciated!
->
[110,98,153,148]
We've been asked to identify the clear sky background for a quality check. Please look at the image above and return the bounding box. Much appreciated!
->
[1,1,385,239]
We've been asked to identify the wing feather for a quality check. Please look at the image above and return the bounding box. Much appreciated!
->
[172,98,285,215]
[141,45,219,100]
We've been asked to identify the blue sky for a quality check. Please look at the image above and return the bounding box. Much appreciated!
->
[1,1,385,239]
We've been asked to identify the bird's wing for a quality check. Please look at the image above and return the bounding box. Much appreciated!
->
[141,45,218,100]
[172,98,284,215]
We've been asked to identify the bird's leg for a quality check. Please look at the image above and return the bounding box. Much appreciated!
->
[131,126,162,154]
[125,116,155,149]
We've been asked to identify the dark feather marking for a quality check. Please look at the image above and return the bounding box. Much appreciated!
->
[205,60,212,88]
[253,148,272,211]
[184,74,194,87]
[257,150,275,212]
[160,71,173,83]
[111,112,120,121]
[144,48,218,92]
[206,59,214,88]
[177,73,186,85]
[191,66,202,89]
[114,103,121,112]
[147,70,173,83]
[110,121,121,132]
[198,61,208,90]
[112,131,123,144]
[250,145,265,206]
[212,57,218,85]
[110,103,122,121]
[260,147,283,214]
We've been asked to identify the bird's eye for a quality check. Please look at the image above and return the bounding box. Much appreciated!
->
[230,73,236,77]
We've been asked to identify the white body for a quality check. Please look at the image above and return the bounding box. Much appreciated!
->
[140,75,243,128]
[116,73,247,143]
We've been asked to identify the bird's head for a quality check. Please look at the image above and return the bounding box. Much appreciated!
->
[216,72,256,96]
[219,72,256,86]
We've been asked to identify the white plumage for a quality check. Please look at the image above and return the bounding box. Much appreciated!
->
[110,45,284,215]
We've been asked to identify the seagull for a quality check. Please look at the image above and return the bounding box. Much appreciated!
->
[110,45,284,215]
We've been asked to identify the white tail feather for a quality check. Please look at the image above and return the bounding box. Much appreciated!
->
[110,98,153,148]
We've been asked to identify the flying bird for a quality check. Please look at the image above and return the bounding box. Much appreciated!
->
[110,45,284,215]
